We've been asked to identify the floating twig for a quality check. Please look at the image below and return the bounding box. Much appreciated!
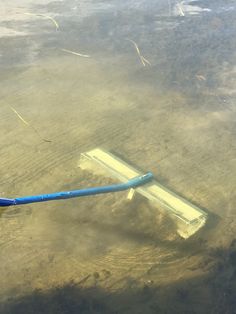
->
[24,12,59,30]
[195,75,206,81]
[10,106,52,143]
[177,2,185,16]
[61,48,90,58]
[126,39,151,66]
[141,56,151,66]
[10,106,29,126]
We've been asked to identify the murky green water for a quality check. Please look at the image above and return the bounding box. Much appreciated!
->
[1,1,236,313]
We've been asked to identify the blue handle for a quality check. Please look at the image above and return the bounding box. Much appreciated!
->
[0,172,153,207]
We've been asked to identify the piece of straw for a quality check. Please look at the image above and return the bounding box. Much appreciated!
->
[61,48,90,58]
[177,3,185,16]
[10,106,52,143]
[126,39,151,66]
[24,12,59,30]
[10,106,29,126]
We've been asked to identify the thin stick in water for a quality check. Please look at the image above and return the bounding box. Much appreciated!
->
[61,48,90,58]
[24,12,59,30]
[10,106,52,143]
[126,39,151,67]
[10,106,29,126]
[177,3,185,16]
[141,56,151,66]
[195,75,206,81]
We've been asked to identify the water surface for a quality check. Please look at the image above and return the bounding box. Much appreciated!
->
[1,0,236,313]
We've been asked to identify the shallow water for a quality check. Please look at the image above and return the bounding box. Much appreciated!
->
[0,0,236,313]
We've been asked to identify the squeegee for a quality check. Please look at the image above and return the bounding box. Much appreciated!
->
[79,148,207,238]
[0,148,207,238]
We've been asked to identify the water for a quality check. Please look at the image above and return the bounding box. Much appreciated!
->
[0,0,236,313]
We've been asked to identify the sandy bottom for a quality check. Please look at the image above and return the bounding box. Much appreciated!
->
[0,55,235,313]
[1,0,236,312]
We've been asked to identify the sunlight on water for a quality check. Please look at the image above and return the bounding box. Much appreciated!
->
[0,0,236,313]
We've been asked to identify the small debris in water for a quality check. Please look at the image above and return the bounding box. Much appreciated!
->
[10,106,29,126]
[9,106,52,143]
[24,12,59,30]
[126,39,151,67]
[195,74,206,81]
[61,48,90,58]
[176,2,185,16]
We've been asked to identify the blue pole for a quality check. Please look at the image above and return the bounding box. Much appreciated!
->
[0,172,153,207]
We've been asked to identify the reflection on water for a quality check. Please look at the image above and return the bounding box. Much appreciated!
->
[0,0,236,313]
